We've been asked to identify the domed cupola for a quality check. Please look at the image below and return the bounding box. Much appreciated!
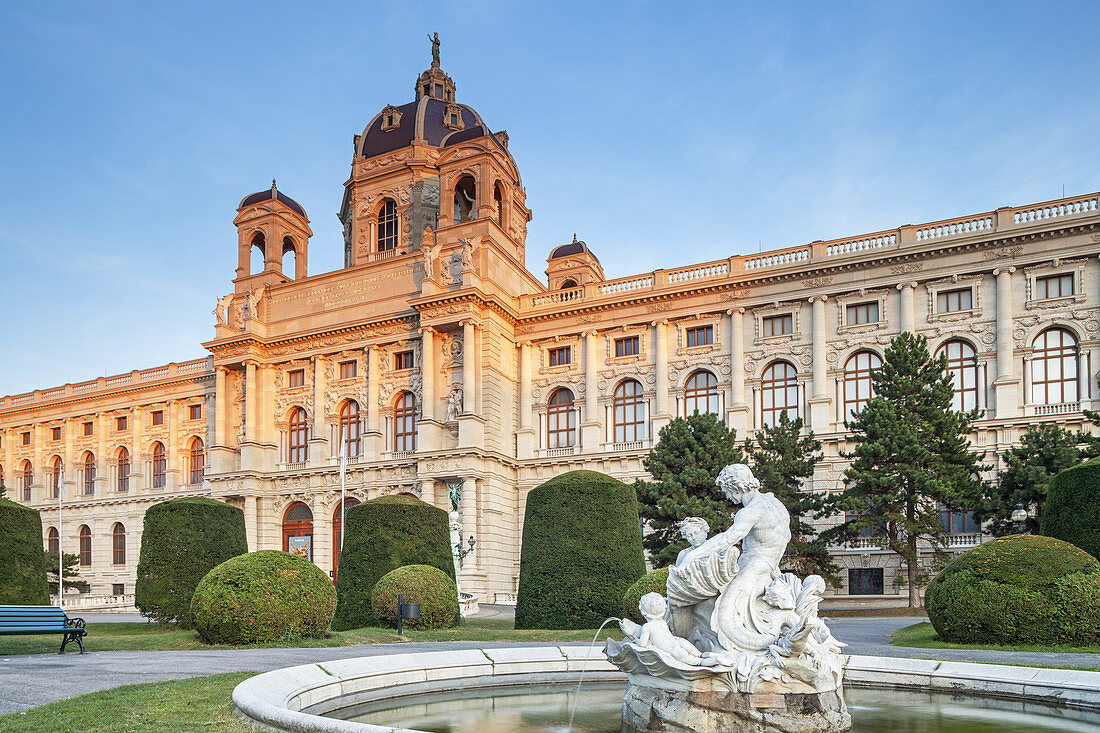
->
[545,235,604,290]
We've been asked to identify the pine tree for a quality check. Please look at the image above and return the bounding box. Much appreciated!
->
[45,551,89,595]
[636,413,744,567]
[976,423,1086,535]
[743,412,840,586]
[822,332,986,607]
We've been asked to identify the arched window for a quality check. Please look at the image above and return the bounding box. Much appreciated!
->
[112,522,125,565]
[560,278,578,290]
[340,401,361,458]
[454,175,476,223]
[47,526,59,555]
[21,460,32,502]
[250,231,266,275]
[937,340,979,412]
[83,452,96,495]
[684,371,720,416]
[613,380,646,443]
[281,236,296,279]
[282,502,313,561]
[377,199,398,252]
[189,438,205,484]
[546,388,576,449]
[51,457,63,499]
[492,181,503,225]
[1032,328,1079,405]
[394,393,417,452]
[78,525,91,567]
[152,442,166,488]
[761,361,799,427]
[332,498,360,579]
[116,448,130,493]
[843,351,882,419]
[289,408,309,463]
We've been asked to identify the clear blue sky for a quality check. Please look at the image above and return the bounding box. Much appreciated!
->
[1,1,1098,394]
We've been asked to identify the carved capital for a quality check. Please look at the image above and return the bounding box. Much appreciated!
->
[993,266,1016,277]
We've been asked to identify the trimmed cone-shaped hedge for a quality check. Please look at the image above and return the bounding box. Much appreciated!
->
[371,564,459,631]
[191,550,336,644]
[925,534,1100,645]
[0,497,48,604]
[1042,458,1100,559]
[515,470,647,629]
[135,497,247,627]
[333,495,454,631]
[622,567,670,624]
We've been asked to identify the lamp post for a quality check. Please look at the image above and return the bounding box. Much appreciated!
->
[1011,503,1028,534]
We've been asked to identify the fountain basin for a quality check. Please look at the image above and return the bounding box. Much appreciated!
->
[232,646,1100,732]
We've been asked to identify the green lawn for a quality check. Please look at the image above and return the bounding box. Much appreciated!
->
[0,673,255,733]
[891,622,1100,655]
[0,618,618,656]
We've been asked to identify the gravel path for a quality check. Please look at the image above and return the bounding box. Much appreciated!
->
[3,617,1098,715]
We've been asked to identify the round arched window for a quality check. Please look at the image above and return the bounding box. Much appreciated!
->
[547,388,576,449]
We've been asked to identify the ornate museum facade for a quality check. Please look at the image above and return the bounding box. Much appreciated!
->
[2,52,1099,606]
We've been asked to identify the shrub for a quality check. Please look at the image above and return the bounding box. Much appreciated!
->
[924,534,1100,645]
[622,567,670,624]
[135,497,247,627]
[515,470,647,629]
[0,497,48,604]
[1042,457,1100,559]
[191,550,336,644]
[333,495,454,631]
[370,564,459,631]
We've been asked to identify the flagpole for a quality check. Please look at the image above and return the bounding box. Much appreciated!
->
[57,468,63,609]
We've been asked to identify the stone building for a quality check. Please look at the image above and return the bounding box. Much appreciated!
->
[2,50,1099,607]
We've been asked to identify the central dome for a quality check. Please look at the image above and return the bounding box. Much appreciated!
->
[359,96,493,159]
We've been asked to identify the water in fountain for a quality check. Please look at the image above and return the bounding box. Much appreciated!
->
[563,616,621,731]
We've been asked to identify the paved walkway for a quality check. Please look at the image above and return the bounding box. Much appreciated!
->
[3,617,1100,715]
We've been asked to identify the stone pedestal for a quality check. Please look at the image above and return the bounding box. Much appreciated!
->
[621,674,851,733]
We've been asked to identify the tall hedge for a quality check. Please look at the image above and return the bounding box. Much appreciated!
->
[515,470,647,629]
[1041,458,1100,559]
[0,497,48,604]
[135,497,247,627]
[332,495,454,631]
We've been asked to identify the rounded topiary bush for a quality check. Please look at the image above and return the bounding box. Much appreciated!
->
[925,534,1100,645]
[0,496,48,604]
[370,564,459,631]
[191,550,336,644]
[135,497,247,627]
[515,470,647,629]
[622,567,670,624]
[333,495,454,631]
[1042,457,1100,559]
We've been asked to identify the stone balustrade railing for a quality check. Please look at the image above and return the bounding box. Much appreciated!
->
[519,192,1100,312]
[0,357,213,411]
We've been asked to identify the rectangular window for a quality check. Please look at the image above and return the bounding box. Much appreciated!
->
[339,360,357,379]
[937,288,973,313]
[188,404,202,421]
[846,302,880,326]
[51,427,61,441]
[1036,273,1074,300]
[21,431,30,446]
[938,503,979,534]
[615,336,640,358]
[548,346,571,367]
[112,583,125,596]
[394,351,414,370]
[82,422,93,436]
[762,314,794,337]
[288,369,305,388]
[115,416,127,431]
[848,568,884,595]
[686,325,713,348]
[151,410,163,426]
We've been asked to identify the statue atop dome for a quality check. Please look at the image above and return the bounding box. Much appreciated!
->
[428,32,440,67]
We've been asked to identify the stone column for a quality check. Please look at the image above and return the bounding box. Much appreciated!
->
[167,401,180,491]
[3,429,14,500]
[309,355,328,466]
[653,320,671,433]
[129,408,143,489]
[364,347,382,456]
[244,361,258,442]
[808,296,831,431]
[244,495,258,551]
[214,368,227,446]
[516,341,535,457]
[727,309,748,435]
[95,412,107,496]
[421,328,436,421]
[460,479,480,572]
[462,321,477,414]
[898,282,916,334]
[581,331,601,449]
[993,267,1019,417]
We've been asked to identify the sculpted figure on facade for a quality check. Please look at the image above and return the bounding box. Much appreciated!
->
[421,226,438,281]
[459,238,475,272]
[445,385,463,421]
[213,294,234,327]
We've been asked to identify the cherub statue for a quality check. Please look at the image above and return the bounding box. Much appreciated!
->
[621,593,703,666]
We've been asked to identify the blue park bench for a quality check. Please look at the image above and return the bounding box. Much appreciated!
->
[0,605,87,654]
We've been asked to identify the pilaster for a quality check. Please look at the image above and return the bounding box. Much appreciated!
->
[726,309,749,436]
[417,327,443,451]
[308,355,329,467]
[653,320,671,434]
[364,347,382,456]
[897,281,917,335]
[993,267,1020,417]
[808,296,832,431]
[516,341,535,458]
[581,330,601,449]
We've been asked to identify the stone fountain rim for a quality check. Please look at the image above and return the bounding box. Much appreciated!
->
[232,646,1100,733]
